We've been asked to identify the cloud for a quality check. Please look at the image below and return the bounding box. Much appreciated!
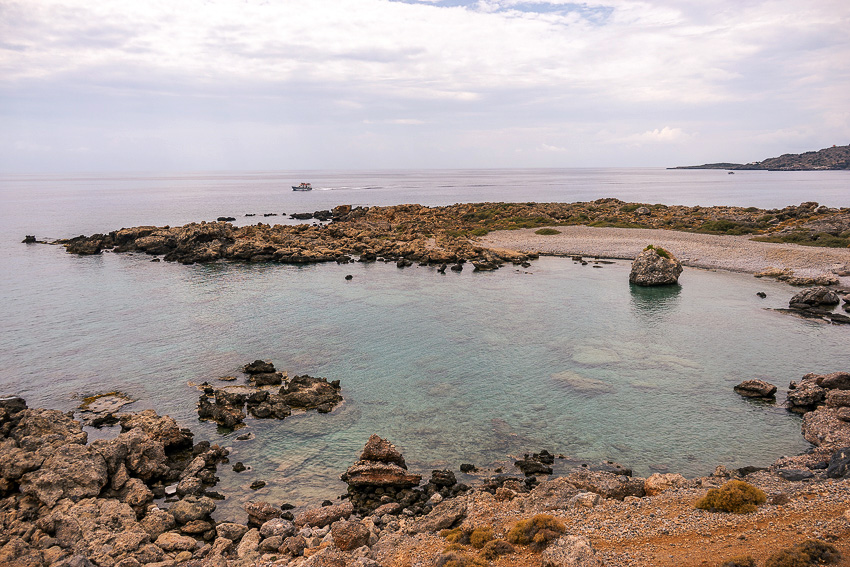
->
[0,0,848,170]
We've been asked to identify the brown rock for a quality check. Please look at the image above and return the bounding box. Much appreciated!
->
[341,461,422,488]
[360,434,407,467]
[734,379,777,398]
[330,519,370,551]
[155,532,198,552]
[564,469,645,500]
[644,473,687,496]
[294,501,354,528]
[629,246,683,286]
[827,390,850,408]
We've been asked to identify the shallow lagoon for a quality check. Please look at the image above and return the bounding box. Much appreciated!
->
[3,244,847,518]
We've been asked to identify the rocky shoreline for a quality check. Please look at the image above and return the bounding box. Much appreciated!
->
[1,366,848,567]
[27,200,850,274]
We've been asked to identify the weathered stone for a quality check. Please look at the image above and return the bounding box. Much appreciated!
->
[331,519,371,551]
[827,446,850,478]
[817,372,850,390]
[359,434,407,467]
[244,360,276,374]
[283,534,308,556]
[169,496,216,524]
[826,390,850,408]
[215,522,249,542]
[644,473,688,496]
[155,532,198,552]
[410,497,467,533]
[802,406,850,447]
[120,477,154,508]
[245,500,282,525]
[541,535,603,567]
[787,382,826,413]
[259,518,295,539]
[118,410,193,450]
[789,287,840,308]
[527,477,579,511]
[180,519,213,534]
[294,501,354,528]
[236,528,260,559]
[140,508,176,539]
[342,461,422,488]
[777,468,814,481]
[569,492,602,508]
[250,372,284,386]
[19,444,108,507]
[278,375,342,411]
[734,379,777,398]
[564,469,645,500]
[629,246,683,286]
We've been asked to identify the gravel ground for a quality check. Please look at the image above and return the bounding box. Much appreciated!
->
[480,226,850,287]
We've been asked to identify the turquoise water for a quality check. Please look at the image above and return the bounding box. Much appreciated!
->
[1,169,849,517]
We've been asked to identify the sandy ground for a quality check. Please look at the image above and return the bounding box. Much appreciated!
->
[480,226,850,287]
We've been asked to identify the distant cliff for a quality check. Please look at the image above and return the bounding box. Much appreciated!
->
[673,144,850,171]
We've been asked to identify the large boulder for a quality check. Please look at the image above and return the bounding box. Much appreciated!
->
[341,436,422,489]
[117,410,193,450]
[826,446,850,478]
[278,375,342,412]
[644,473,687,496]
[801,407,850,448]
[629,246,683,286]
[789,287,840,309]
[19,444,108,507]
[563,469,645,500]
[541,535,603,567]
[786,379,826,413]
[294,501,353,528]
[734,379,777,398]
[330,519,371,551]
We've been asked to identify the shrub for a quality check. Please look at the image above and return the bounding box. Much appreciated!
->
[643,244,670,259]
[440,527,470,545]
[620,203,643,213]
[695,480,767,514]
[435,551,487,567]
[506,514,566,552]
[534,228,561,235]
[721,556,756,567]
[479,539,515,560]
[468,527,493,549]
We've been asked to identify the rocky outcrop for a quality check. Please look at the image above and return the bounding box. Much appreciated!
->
[563,469,645,500]
[789,287,841,310]
[629,245,683,286]
[643,473,688,496]
[341,436,421,490]
[541,535,603,567]
[279,375,343,412]
[734,379,777,398]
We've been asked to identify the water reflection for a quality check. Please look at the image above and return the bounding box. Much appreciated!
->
[629,283,682,318]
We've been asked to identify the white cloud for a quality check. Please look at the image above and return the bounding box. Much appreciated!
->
[0,0,848,170]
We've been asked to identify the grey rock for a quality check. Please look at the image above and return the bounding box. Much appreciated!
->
[259,517,295,539]
[776,468,814,481]
[19,444,108,507]
[827,446,850,478]
[629,246,682,286]
[563,469,645,500]
[169,496,216,524]
[541,535,603,567]
[294,501,353,528]
[215,522,249,542]
[789,286,840,307]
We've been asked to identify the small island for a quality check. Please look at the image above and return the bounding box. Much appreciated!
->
[671,144,850,171]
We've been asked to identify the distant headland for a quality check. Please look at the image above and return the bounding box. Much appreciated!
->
[671,144,850,171]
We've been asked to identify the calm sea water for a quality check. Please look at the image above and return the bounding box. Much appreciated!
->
[1,169,848,518]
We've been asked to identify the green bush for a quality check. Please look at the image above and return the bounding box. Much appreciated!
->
[534,228,561,235]
[695,480,766,514]
[699,219,756,234]
[620,203,643,213]
[506,514,565,552]
[643,244,671,259]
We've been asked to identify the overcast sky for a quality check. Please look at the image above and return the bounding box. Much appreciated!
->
[1,0,848,172]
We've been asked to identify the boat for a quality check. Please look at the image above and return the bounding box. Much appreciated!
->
[292,182,312,191]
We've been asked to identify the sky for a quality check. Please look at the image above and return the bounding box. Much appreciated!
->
[1,0,849,172]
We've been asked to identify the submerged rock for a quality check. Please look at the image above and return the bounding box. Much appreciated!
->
[629,245,683,286]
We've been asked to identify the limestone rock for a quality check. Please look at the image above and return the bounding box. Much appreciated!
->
[341,461,422,488]
[236,528,260,559]
[154,532,197,552]
[118,410,193,450]
[19,444,108,507]
[541,535,603,567]
[410,496,467,533]
[629,246,683,286]
[826,390,850,408]
[802,406,850,448]
[527,477,580,511]
[243,360,276,374]
[331,519,371,551]
[644,473,687,496]
[259,518,295,539]
[564,469,645,500]
[278,375,342,412]
[789,287,840,308]
[216,522,250,542]
[168,496,216,524]
[294,501,354,528]
[245,500,282,525]
[360,434,407,467]
[569,492,602,508]
[734,379,777,398]
[786,379,826,413]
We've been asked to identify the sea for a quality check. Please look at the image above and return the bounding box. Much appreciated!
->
[1,168,849,519]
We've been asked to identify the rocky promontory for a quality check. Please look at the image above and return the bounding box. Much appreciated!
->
[672,144,850,171]
[50,200,850,269]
